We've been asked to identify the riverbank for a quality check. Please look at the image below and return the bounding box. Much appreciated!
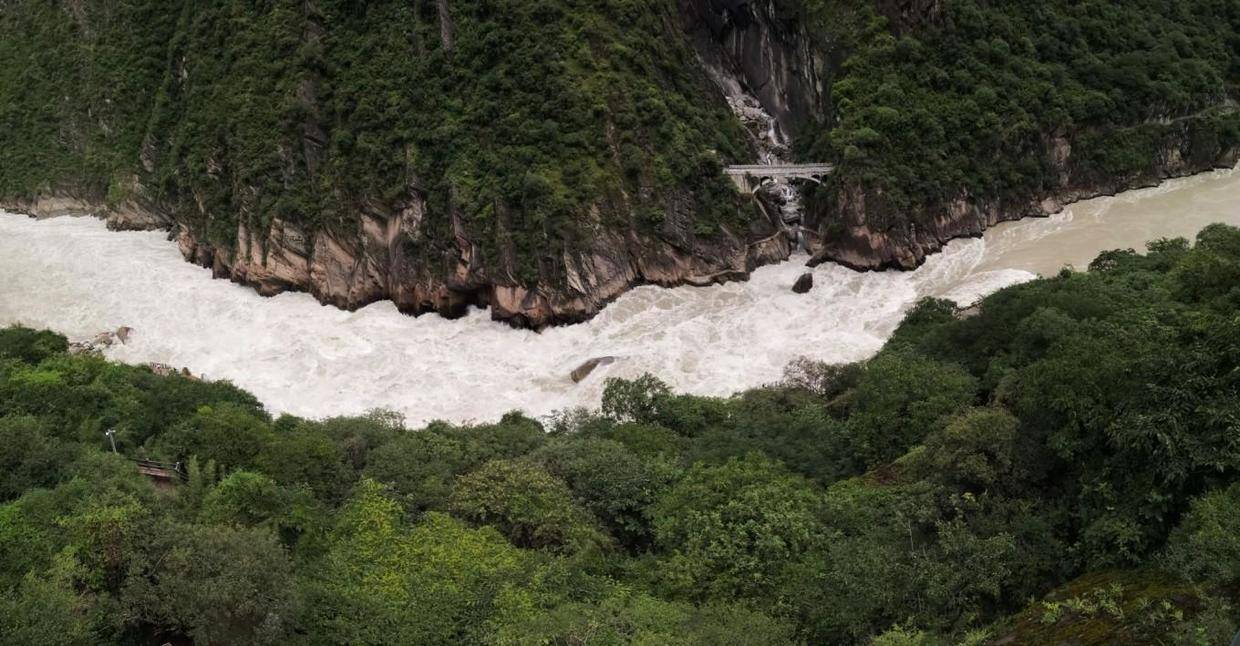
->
[1,166,1237,425]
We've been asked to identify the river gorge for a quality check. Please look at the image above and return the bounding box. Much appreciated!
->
[3,166,1237,426]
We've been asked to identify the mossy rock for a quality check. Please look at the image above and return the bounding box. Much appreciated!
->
[990,570,1206,645]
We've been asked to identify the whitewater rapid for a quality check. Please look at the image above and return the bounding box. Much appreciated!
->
[2,167,1239,425]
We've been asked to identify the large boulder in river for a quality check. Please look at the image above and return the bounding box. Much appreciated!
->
[92,326,134,347]
[72,326,135,354]
[571,356,618,383]
[792,273,814,294]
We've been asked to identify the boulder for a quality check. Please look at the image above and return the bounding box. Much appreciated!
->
[792,272,814,294]
[570,356,618,383]
[147,363,200,380]
[955,304,981,319]
[68,341,100,356]
[72,326,135,354]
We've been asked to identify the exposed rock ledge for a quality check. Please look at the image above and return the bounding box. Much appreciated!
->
[5,138,1233,327]
[805,132,1240,272]
[2,194,791,329]
[2,192,171,232]
[176,217,792,329]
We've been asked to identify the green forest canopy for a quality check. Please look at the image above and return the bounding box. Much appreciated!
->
[4,1,1238,287]
[0,0,751,283]
[2,224,1239,644]
[805,0,1240,228]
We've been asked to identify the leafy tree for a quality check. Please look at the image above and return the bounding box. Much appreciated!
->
[532,437,677,549]
[650,453,826,603]
[122,522,297,645]
[449,412,548,463]
[312,409,404,472]
[0,416,75,500]
[791,478,932,641]
[200,471,289,527]
[845,348,977,467]
[308,480,539,644]
[689,387,851,483]
[450,459,605,552]
[363,431,477,513]
[0,326,68,365]
[602,375,673,425]
[919,408,1019,492]
[1164,483,1240,586]
[0,568,92,646]
[149,403,273,471]
[493,588,796,645]
[606,422,688,459]
[254,426,351,502]
[1171,223,1240,305]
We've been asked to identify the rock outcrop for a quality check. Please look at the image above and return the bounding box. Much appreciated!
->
[69,326,135,354]
[6,188,170,232]
[680,0,827,135]
[167,196,792,328]
[792,272,813,294]
[805,122,1240,271]
[570,356,618,383]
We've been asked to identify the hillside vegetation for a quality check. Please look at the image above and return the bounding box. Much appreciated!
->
[0,0,751,284]
[2,224,1239,644]
[806,0,1240,237]
[3,0,1239,306]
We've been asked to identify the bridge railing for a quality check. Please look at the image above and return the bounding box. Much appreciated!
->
[723,163,835,176]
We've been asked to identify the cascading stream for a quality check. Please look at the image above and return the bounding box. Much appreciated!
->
[711,66,808,248]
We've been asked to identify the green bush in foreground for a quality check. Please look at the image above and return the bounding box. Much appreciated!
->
[0,225,1238,643]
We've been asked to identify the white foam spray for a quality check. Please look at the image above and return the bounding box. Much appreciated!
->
[1,167,1237,425]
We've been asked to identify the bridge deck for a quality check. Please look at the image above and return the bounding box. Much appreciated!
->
[723,163,835,176]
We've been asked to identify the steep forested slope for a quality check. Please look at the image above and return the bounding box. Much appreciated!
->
[2,225,1238,643]
[801,0,1240,268]
[1,0,1239,324]
[0,0,781,326]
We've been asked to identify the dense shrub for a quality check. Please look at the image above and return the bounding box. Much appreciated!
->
[1,226,1239,641]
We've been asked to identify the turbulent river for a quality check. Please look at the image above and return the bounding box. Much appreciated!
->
[2,167,1239,425]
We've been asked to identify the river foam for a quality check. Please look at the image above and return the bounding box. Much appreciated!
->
[2,167,1238,425]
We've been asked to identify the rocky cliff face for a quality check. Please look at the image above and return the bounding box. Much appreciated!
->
[5,189,169,232]
[680,0,827,136]
[170,197,790,328]
[8,189,790,329]
[1,0,791,329]
[803,118,1240,272]
[4,0,1237,326]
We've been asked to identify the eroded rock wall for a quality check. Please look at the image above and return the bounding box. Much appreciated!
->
[173,205,789,328]
[680,0,827,135]
[804,122,1240,271]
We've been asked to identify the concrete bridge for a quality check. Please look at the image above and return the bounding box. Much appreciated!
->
[724,163,835,192]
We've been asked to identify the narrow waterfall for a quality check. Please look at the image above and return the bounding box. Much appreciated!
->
[710,67,807,249]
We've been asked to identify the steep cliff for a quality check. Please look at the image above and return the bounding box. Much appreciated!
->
[0,0,788,327]
[680,0,828,136]
[2,0,1239,325]
[799,0,1240,270]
